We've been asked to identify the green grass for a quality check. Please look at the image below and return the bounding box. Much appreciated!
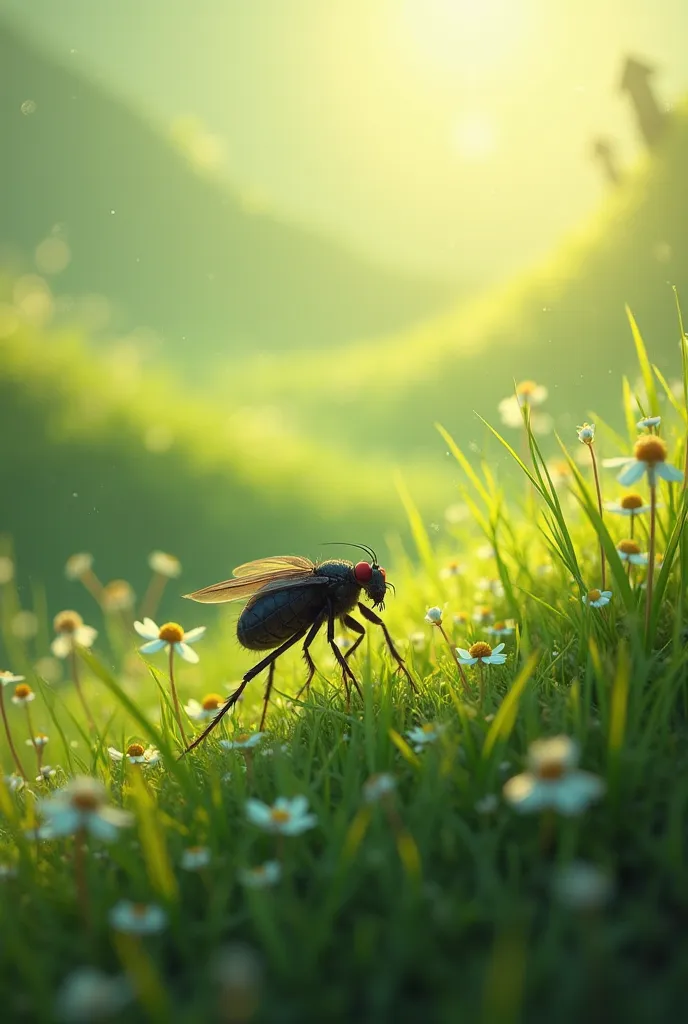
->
[1,308,688,1022]
[226,101,688,462]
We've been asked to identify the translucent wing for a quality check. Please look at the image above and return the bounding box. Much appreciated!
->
[232,555,314,577]
[184,555,316,605]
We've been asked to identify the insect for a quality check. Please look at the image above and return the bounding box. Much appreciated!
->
[181,544,416,754]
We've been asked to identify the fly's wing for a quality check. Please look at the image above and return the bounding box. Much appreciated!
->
[232,555,314,577]
[184,555,316,605]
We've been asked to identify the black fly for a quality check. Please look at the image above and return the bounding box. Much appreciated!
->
[181,544,416,754]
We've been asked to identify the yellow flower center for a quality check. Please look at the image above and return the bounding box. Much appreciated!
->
[537,759,566,781]
[132,903,149,917]
[618,540,641,556]
[270,809,291,824]
[468,641,493,659]
[14,683,31,699]
[158,622,184,643]
[586,589,602,602]
[36,733,48,743]
[516,380,537,398]
[103,580,134,605]
[422,723,436,734]
[202,693,225,711]
[126,743,145,758]
[53,610,83,634]
[236,733,251,743]
[634,435,667,464]
[454,612,468,624]
[186,845,204,855]
[620,493,644,510]
[493,621,507,631]
[71,791,101,812]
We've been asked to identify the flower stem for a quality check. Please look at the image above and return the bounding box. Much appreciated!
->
[140,572,167,622]
[168,645,188,746]
[25,704,40,770]
[81,569,104,605]
[74,827,91,931]
[70,648,96,734]
[478,663,485,710]
[437,624,471,698]
[588,444,606,589]
[645,480,658,644]
[0,686,26,778]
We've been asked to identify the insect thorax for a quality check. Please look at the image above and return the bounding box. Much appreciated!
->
[314,560,361,616]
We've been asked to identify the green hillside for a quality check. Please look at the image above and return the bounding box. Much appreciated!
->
[227,101,688,458]
[0,296,455,617]
[0,19,451,373]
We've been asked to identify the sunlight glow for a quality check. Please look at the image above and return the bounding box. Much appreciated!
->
[451,112,498,161]
[399,0,527,78]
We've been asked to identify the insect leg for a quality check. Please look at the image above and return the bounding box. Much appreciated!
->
[341,614,366,662]
[327,602,363,699]
[294,609,328,700]
[356,603,418,693]
[258,662,275,732]
[180,625,310,756]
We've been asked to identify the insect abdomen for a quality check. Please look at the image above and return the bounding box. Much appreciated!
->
[237,585,327,651]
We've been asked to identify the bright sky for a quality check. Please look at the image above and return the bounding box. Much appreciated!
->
[2,0,687,284]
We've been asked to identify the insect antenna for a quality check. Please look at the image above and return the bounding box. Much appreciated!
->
[321,541,379,564]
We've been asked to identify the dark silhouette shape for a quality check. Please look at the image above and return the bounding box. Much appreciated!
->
[592,136,622,186]
[620,56,667,149]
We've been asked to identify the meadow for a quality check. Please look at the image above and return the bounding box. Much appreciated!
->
[1,309,687,1023]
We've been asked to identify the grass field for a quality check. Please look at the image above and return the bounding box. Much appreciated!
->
[1,309,687,1022]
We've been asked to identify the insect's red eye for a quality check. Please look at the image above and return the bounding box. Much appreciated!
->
[354,561,373,583]
[380,567,386,580]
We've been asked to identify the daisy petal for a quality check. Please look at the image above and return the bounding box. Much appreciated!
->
[182,626,206,644]
[655,462,684,483]
[491,643,505,655]
[617,461,646,486]
[175,642,199,664]
[134,618,160,641]
[139,639,166,655]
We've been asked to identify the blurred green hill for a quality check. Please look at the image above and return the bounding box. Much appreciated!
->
[0,299,455,618]
[0,19,451,374]
[228,102,688,460]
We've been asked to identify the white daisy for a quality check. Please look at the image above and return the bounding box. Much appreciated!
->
[11,682,36,706]
[239,860,282,889]
[472,606,493,624]
[38,776,133,841]
[109,901,167,935]
[582,589,612,608]
[26,733,49,748]
[485,621,514,637]
[616,541,648,566]
[108,743,161,766]
[185,694,228,721]
[219,732,265,751]
[0,671,25,686]
[134,618,206,664]
[604,494,652,516]
[636,415,661,430]
[245,795,317,836]
[606,436,683,487]
[102,580,136,612]
[51,611,98,659]
[456,641,507,666]
[577,422,595,444]
[56,967,132,1022]
[439,561,465,579]
[362,773,396,803]
[64,553,94,581]
[148,551,182,578]
[36,766,58,782]
[503,736,604,816]
[406,723,445,751]
[180,845,212,871]
[424,606,443,624]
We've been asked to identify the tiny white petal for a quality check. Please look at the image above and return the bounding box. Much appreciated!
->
[139,639,165,655]
[182,626,206,644]
[175,642,199,664]
[617,461,646,486]
[134,618,160,641]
